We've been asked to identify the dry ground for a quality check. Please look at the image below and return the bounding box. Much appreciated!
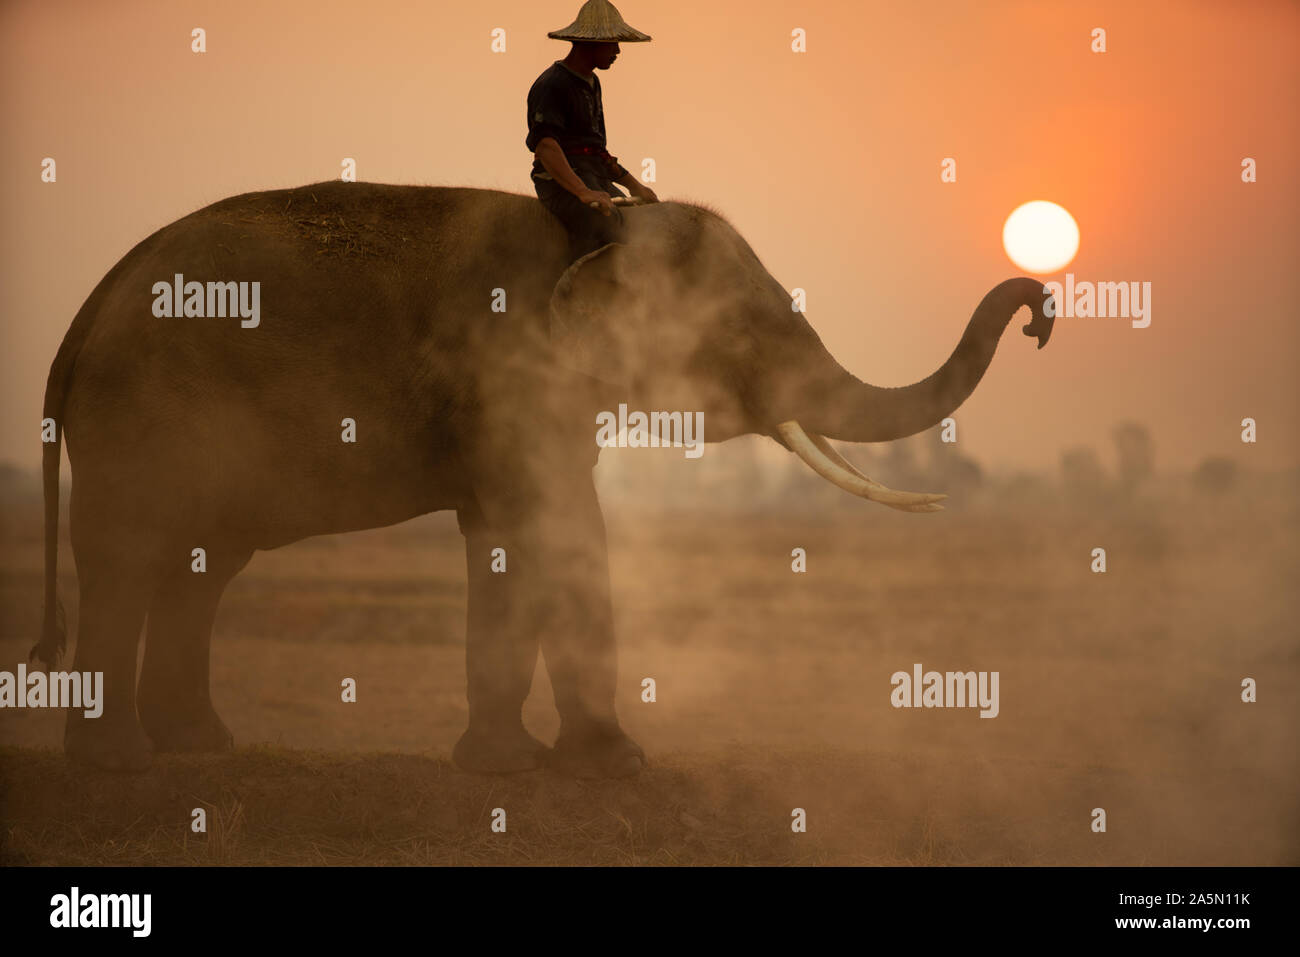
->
[1,476,1296,865]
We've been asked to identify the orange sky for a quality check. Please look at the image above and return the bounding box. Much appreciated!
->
[2,0,1297,471]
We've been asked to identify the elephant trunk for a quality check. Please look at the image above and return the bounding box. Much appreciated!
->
[784,277,1054,444]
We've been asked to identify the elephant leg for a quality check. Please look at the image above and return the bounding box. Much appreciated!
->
[137,547,251,752]
[471,471,643,778]
[451,499,549,773]
[62,545,155,771]
[531,482,644,778]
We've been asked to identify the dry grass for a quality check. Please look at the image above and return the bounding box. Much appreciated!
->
[0,744,1237,866]
[0,746,814,865]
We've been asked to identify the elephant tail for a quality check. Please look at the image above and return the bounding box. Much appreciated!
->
[30,342,74,669]
[31,281,111,670]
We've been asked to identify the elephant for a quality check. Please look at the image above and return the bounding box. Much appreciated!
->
[30,181,1054,777]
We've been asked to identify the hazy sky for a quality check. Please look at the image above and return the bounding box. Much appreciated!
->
[2,0,1297,471]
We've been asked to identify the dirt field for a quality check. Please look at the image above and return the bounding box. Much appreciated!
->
[1,462,1296,865]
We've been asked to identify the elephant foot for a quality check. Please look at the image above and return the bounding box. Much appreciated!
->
[546,725,645,779]
[453,722,550,773]
[141,703,234,753]
[65,714,153,772]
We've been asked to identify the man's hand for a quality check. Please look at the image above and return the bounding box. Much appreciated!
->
[615,169,659,204]
[578,189,616,216]
[625,181,659,204]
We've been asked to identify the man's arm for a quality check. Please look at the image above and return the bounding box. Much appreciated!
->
[535,138,616,216]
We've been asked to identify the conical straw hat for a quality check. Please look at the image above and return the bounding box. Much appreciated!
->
[548,0,651,42]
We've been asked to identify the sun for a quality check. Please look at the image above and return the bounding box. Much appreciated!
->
[1002,201,1079,273]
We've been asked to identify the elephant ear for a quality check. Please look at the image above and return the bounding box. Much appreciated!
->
[548,242,650,388]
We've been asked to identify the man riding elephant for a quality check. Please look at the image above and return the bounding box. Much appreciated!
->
[527,0,659,261]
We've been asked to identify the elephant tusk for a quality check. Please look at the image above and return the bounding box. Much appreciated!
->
[774,421,948,512]
[804,429,946,513]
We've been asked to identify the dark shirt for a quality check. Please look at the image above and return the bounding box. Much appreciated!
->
[526,60,625,184]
